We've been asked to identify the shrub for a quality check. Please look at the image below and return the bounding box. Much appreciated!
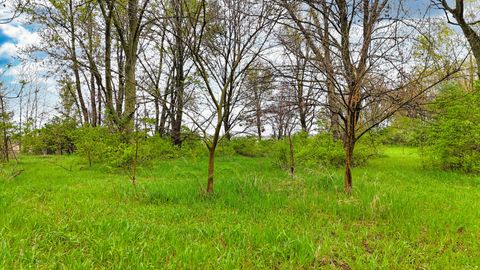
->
[22,117,76,155]
[139,135,180,161]
[296,133,345,168]
[230,137,271,157]
[73,127,207,168]
[422,82,480,173]
[273,132,382,170]
[73,126,132,167]
[380,116,425,146]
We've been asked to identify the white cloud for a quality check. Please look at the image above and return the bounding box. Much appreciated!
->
[0,23,41,61]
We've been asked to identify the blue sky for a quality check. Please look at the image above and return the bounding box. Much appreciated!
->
[0,27,15,66]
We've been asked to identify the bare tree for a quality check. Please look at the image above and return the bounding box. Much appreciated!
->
[187,0,278,193]
[240,60,274,140]
[280,0,463,192]
[433,0,480,77]
[0,0,28,24]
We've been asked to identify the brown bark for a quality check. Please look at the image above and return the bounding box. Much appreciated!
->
[171,0,185,146]
[344,141,354,193]
[288,133,295,178]
[98,0,116,124]
[441,0,480,77]
[254,88,262,140]
[207,147,215,193]
[87,7,97,127]
[69,0,89,125]
[321,2,341,141]
[0,95,9,163]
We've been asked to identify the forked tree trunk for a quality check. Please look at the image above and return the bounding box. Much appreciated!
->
[207,147,215,193]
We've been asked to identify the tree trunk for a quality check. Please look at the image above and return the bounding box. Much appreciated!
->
[122,0,141,133]
[298,98,307,132]
[322,2,341,141]
[0,95,9,163]
[288,133,295,178]
[117,46,125,118]
[159,95,168,136]
[171,0,185,146]
[456,18,480,77]
[90,72,97,127]
[102,1,115,124]
[223,116,231,140]
[69,0,89,125]
[97,78,102,125]
[124,53,137,133]
[344,142,353,193]
[255,97,262,141]
[88,7,97,127]
[344,102,359,193]
[207,147,215,193]
[154,97,160,134]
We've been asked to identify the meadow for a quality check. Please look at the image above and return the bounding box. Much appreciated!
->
[0,147,479,269]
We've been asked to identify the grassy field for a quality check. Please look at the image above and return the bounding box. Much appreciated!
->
[0,147,479,269]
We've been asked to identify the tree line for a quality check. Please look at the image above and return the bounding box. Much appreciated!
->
[2,0,478,193]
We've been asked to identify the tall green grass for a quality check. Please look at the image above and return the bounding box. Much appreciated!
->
[0,147,479,269]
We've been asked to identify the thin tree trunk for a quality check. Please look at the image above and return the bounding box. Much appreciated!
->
[88,7,97,127]
[123,0,140,133]
[97,78,102,125]
[101,0,115,123]
[154,97,160,134]
[0,95,9,162]
[117,46,125,119]
[124,54,137,132]
[344,143,353,193]
[90,72,97,127]
[69,0,89,125]
[322,1,341,141]
[254,90,262,140]
[207,146,215,193]
[171,0,185,146]
[288,133,295,178]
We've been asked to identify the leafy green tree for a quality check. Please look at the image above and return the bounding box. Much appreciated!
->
[423,82,480,173]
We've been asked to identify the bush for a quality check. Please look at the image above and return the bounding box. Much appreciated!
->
[22,117,76,155]
[74,127,207,168]
[230,137,272,157]
[273,132,382,170]
[215,137,275,158]
[380,116,425,146]
[73,126,125,167]
[139,135,180,161]
[422,82,480,173]
[296,133,345,168]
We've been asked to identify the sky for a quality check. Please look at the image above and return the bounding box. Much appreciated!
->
[0,21,57,126]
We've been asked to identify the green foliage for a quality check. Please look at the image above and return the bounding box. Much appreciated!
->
[22,117,77,155]
[422,82,480,173]
[273,132,382,170]
[73,127,206,168]
[216,137,275,158]
[380,116,425,146]
[73,126,126,167]
[295,133,345,168]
